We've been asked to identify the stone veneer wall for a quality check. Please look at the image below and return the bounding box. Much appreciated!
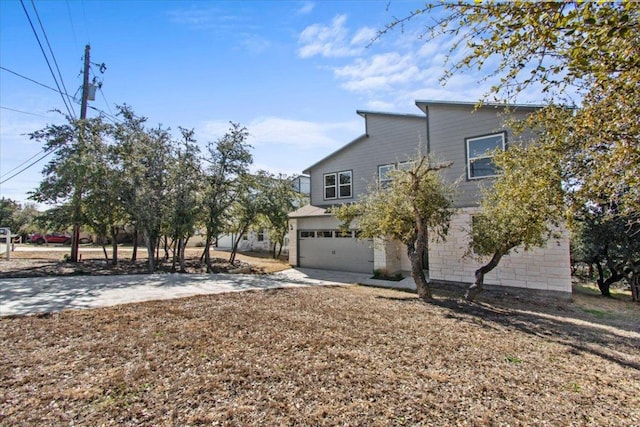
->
[428,207,572,295]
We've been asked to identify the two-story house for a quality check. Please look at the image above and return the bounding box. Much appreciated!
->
[288,100,572,298]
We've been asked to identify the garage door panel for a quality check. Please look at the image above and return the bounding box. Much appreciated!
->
[298,231,373,273]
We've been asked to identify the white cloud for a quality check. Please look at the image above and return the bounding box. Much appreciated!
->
[297,1,315,15]
[333,52,427,93]
[350,26,376,46]
[297,15,365,58]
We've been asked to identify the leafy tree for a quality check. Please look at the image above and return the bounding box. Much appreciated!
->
[0,198,38,240]
[226,172,269,265]
[466,143,565,301]
[114,106,173,272]
[381,1,639,299]
[258,173,303,259]
[29,115,111,261]
[83,139,126,264]
[201,122,252,272]
[334,156,456,301]
[571,203,640,299]
[166,128,202,272]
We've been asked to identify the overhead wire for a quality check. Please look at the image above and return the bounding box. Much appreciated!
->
[19,0,75,119]
[0,146,54,179]
[0,106,53,119]
[30,0,76,118]
[0,149,57,185]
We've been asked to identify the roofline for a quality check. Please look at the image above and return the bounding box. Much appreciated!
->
[414,99,546,114]
[302,133,368,174]
[356,110,425,119]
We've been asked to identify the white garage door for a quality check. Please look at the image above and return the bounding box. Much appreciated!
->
[298,230,373,273]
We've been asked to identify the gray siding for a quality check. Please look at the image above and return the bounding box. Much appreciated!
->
[307,113,426,206]
[426,104,535,207]
[306,104,537,209]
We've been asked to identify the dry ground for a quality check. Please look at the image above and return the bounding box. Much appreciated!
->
[0,248,639,426]
[0,245,290,278]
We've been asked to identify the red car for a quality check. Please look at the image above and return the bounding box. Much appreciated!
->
[29,232,71,245]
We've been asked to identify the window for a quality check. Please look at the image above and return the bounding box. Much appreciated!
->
[317,231,333,238]
[378,164,395,188]
[324,170,352,199]
[324,173,336,199]
[338,171,352,198]
[379,161,414,188]
[257,231,264,242]
[335,230,353,238]
[300,231,315,238]
[466,132,506,179]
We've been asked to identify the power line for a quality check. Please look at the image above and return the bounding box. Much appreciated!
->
[19,0,75,119]
[0,146,53,179]
[30,0,76,118]
[0,66,60,94]
[0,106,52,119]
[0,148,56,185]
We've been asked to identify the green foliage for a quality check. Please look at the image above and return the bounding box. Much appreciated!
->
[202,122,253,270]
[334,156,456,300]
[0,198,39,237]
[470,142,565,258]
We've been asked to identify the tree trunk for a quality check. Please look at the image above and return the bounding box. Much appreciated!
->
[171,237,178,273]
[407,242,431,300]
[179,237,188,272]
[631,275,639,303]
[110,225,118,266]
[101,243,109,262]
[131,227,138,262]
[229,224,250,265]
[466,250,506,301]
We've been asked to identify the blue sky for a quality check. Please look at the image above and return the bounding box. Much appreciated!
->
[0,0,541,207]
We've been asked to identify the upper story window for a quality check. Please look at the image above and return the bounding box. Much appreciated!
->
[466,132,506,179]
[324,170,352,200]
[378,161,414,188]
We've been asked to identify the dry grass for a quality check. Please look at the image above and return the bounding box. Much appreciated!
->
[1,277,639,426]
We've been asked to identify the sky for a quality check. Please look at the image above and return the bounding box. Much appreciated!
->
[0,0,543,208]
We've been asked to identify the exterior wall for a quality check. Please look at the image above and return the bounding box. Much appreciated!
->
[427,207,572,294]
[425,103,537,208]
[307,114,426,207]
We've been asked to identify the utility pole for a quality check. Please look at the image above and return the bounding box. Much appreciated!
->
[70,44,91,263]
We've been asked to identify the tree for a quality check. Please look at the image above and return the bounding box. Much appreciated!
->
[226,172,268,265]
[83,139,126,265]
[466,143,565,301]
[201,122,252,272]
[0,198,38,240]
[381,1,639,299]
[166,128,202,272]
[334,156,456,301]
[571,202,640,299]
[258,173,303,259]
[114,106,173,272]
[29,115,111,261]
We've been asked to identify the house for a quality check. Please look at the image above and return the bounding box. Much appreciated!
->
[288,100,572,297]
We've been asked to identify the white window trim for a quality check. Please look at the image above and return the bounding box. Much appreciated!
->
[323,173,337,200]
[324,170,353,200]
[466,132,506,180]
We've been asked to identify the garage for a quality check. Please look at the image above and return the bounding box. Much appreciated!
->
[297,229,373,273]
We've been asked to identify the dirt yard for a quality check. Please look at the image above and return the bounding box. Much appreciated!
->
[1,246,638,426]
[0,244,290,278]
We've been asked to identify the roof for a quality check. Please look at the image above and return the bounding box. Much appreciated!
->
[288,204,329,218]
[356,110,424,119]
[414,99,545,114]
[302,133,368,175]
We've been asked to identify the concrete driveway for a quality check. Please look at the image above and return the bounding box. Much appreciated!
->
[0,268,367,317]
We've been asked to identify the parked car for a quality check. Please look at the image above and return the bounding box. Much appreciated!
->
[28,232,71,245]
